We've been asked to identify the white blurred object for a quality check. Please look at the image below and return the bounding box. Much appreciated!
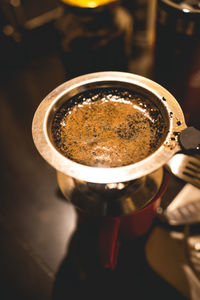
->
[163,184,200,225]
[146,183,200,299]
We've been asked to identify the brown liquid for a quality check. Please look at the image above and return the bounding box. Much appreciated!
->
[51,88,166,167]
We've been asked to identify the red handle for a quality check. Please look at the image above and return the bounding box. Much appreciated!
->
[98,217,121,270]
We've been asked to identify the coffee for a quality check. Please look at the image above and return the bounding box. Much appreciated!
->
[51,88,166,167]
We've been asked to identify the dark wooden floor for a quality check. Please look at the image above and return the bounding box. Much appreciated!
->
[0,20,191,300]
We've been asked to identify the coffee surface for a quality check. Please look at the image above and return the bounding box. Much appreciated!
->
[51,88,166,167]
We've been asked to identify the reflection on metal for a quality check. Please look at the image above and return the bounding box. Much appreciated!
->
[162,0,200,13]
[57,168,163,216]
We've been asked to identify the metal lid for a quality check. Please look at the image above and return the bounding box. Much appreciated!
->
[161,0,200,13]
[32,71,186,184]
[158,0,200,35]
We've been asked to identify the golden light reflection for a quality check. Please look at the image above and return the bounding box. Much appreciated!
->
[61,0,117,8]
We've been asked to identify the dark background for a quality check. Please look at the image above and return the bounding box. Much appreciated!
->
[0,0,197,299]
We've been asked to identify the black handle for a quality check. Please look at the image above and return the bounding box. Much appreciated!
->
[179,127,200,152]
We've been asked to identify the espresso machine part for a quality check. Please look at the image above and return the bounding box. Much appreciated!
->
[32,71,186,217]
[153,0,200,129]
[55,0,133,78]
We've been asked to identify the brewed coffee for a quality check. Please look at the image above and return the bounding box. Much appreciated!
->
[51,88,166,167]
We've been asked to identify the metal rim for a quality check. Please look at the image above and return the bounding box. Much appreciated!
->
[162,0,200,14]
[32,71,186,183]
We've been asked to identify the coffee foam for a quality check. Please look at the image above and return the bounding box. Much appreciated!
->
[52,88,166,167]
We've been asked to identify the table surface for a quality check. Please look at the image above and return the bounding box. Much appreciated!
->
[0,19,192,300]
